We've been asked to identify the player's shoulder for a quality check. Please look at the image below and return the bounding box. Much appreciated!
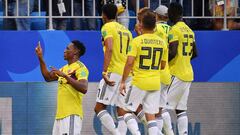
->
[75,61,88,70]
[101,22,115,30]
[168,26,176,34]
[104,21,121,28]
[130,35,142,45]
[155,23,163,31]
[155,24,167,33]
[116,22,131,33]
[169,24,182,35]
[158,22,170,27]
[101,23,109,30]
[187,25,194,35]
[133,34,145,41]
[170,23,178,31]
[61,63,70,69]
[181,22,194,35]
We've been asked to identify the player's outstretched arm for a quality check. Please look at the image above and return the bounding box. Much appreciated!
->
[168,41,178,62]
[191,42,198,60]
[35,42,58,82]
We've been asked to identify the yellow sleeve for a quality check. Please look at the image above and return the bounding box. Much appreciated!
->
[101,24,113,40]
[75,66,89,80]
[127,39,138,57]
[168,28,178,43]
[162,42,168,62]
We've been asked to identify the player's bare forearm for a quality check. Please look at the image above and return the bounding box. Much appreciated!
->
[103,49,112,72]
[168,41,178,62]
[64,75,88,94]
[160,61,166,70]
[191,42,198,60]
[103,38,113,72]
[35,43,57,82]
[38,57,54,82]
[121,56,135,82]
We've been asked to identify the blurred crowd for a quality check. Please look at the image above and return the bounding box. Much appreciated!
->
[0,0,240,30]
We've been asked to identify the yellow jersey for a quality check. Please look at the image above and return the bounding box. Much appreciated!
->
[154,22,171,85]
[168,21,195,81]
[155,22,170,43]
[128,34,168,91]
[56,61,89,119]
[101,21,133,75]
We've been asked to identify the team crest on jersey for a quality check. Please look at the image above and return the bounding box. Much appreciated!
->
[102,31,107,38]
[128,45,132,52]
[81,71,87,77]
[169,34,173,40]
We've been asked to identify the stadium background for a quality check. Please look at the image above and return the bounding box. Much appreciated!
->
[0,31,240,135]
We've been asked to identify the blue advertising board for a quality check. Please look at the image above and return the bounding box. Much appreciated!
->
[0,31,240,82]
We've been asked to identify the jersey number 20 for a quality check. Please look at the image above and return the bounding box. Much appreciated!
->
[139,47,163,70]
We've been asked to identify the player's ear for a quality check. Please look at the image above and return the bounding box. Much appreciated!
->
[74,52,78,56]
[74,50,80,57]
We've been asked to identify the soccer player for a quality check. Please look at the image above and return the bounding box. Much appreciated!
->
[134,7,174,135]
[154,5,175,135]
[133,7,149,121]
[167,2,198,135]
[94,3,132,135]
[35,40,89,135]
[119,10,168,135]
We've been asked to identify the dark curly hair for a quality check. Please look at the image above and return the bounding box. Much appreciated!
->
[72,40,86,57]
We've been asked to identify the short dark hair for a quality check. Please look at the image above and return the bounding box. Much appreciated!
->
[168,2,183,23]
[102,4,117,20]
[141,11,156,30]
[72,40,86,57]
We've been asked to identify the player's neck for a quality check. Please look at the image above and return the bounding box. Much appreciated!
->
[106,19,116,23]
[67,58,78,65]
[173,18,183,24]
[142,29,154,34]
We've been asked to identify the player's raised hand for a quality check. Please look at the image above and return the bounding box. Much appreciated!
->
[102,74,115,86]
[119,81,126,96]
[35,41,43,58]
[50,66,66,78]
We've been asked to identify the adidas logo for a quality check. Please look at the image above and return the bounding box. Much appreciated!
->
[128,102,133,106]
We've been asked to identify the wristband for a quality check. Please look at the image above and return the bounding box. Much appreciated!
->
[102,71,108,75]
